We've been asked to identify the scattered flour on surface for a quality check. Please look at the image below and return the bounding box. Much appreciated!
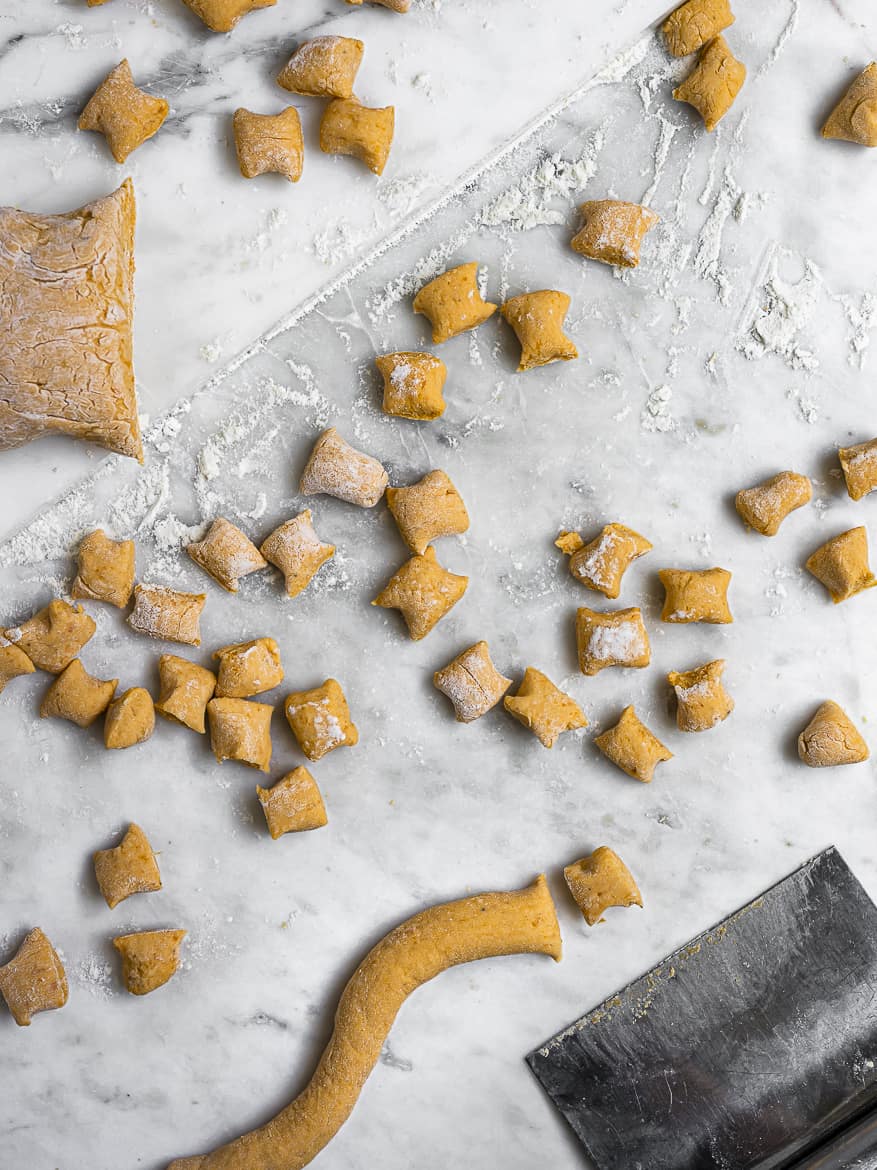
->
[641,385,675,433]
[739,247,820,371]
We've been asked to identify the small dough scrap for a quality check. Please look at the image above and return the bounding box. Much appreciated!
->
[822,63,877,147]
[673,35,746,131]
[40,659,118,728]
[93,823,162,909]
[155,655,216,734]
[284,678,358,761]
[413,262,498,344]
[72,529,136,608]
[300,428,388,507]
[735,471,812,536]
[575,606,650,676]
[376,351,447,421]
[805,527,876,603]
[659,567,733,623]
[257,767,328,838]
[78,60,168,164]
[320,99,394,176]
[668,659,733,732]
[346,0,410,10]
[594,705,672,783]
[233,107,303,182]
[798,700,869,767]
[0,637,35,696]
[503,667,587,749]
[570,200,659,268]
[214,637,283,698]
[5,600,96,674]
[385,470,470,555]
[500,290,578,371]
[114,930,186,996]
[104,687,155,749]
[839,438,877,501]
[434,641,512,723]
[128,584,206,646]
[207,698,273,772]
[557,523,652,599]
[564,847,643,926]
[186,518,267,593]
[260,510,335,597]
[179,0,274,32]
[277,36,364,99]
[662,0,734,56]
[372,546,468,640]
[0,928,68,1026]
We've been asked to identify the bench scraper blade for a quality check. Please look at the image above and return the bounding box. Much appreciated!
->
[527,846,877,1170]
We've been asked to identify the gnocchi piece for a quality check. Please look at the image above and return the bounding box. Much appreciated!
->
[798,700,869,767]
[260,510,335,597]
[71,529,136,608]
[0,637,35,696]
[594,705,672,783]
[207,698,273,772]
[385,470,470,555]
[233,107,304,182]
[822,63,877,147]
[673,35,746,132]
[564,847,643,926]
[257,767,328,838]
[413,262,498,344]
[320,99,394,176]
[277,36,364,99]
[376,351,447,421]
[40,659,118,728]
[0,928,68,1026]
[284,678,358,761]
[659,567,733,623]
[346,0,410,11]
[155,654,216,734]
[838,438,877,501]
[5,599,96,674]
[128,584,206,646]
[179,0,274,32]
[113,929,186,996]
[104,687,155,749]
[570,200,659,268]
[214,637,284,698]
[300,428,388,508]
[500,290,578,371]
[805,527,876,603]
[503,667,587,749]
[662,0,734,57]
[557,523,652,599]
[372,546,468,640]
[575,607,650,676]
[667,659,733,732]
[93,823,162,909]
[433,640,512,723]
[186,517,267,593]
[78,59,168,164]
[735,471,812,536]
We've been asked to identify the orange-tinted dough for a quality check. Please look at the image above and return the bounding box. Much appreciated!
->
[78,60,168,163]
[372,546,468,640]
[214,637,283,698]
[822,63,877,147]
[673,35,746,131]
[413,263,498,344]
[838,438,877,501]
[659,567,732,623]
[155,654,216,734]
[798,701,869,767]
[72,529,136,608]
[260,511,335,596]
[564,847,642,926]
[0,637,35,695]
[576,606,650,676]
[233,107,304,182]
[385,470,470,555]
[571,200,659,268]
[207,697,273,772]
[257,767,328,837]
[277,36,364,99]
[504,667,586,748]
[662,0,734,56]
[104,686,155,749]
[300,428,388,507]
[320,99,394,176]
[4,600,96,674]
[735,471,812,536]
[114,929,186,996]
[186,518,267,593]
[557,523,652,599]
[40,659,118,728]
[667,659,733,732]
[433,641,512,723]
[594,706,672,783]
[128,584,206,646]
[180,0,274,31]
[284,678,358,761]
[93,823,162,909]
[376,352,447,420]
[805,527,876,603]
[500,291,578,371]
[0,928,68,1026]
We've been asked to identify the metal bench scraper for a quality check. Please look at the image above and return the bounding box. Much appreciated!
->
[527,847,877,1170]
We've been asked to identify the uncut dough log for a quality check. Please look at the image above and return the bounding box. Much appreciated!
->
[167,875,561,1170]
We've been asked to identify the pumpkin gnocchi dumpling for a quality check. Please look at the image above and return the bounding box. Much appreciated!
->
[284,678,358,762]
[594,706,672,783]
[500,291,578,371]
[93,823,162,909]
[180,0,274,32]
[72,529,136,608]
[78,59,169,164]
[320,98,394,176]
[412,263,498,344]
[433,641,512,723]
[673,35,746,132]
[838,438,877,501]
[257,767,328,838]
[214,637,283,698]
[503,667,586,749]
[576,607,650,676]
[155,654,216,734]
[128,584,206,646]
[805,527,876,603]
[659,567,733,623]
[40,659,118,728]
[564,847,642,926]
[557,523,652,599]
[570,200,659,268]
[385,470,470,555]
[260,510,335,597]
[300,428,388,507]
[372,546,468,640]
[104,687,155,749]
[277,36,364,99]
[376,351,447,420]
[186,518,267,593]
[114,929,186,996]
[667,659,733,732]
[798,700,869,767]
[0,928,68,1026]
[662,0,734,57]
[233,107,304,182]
[5,599,96,674]
[0,637,34,696]
[735,471,812,536]
[822,63,877,147]
[207,697,273,771]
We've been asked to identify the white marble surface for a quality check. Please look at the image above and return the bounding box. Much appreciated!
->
[3,2,877,1169]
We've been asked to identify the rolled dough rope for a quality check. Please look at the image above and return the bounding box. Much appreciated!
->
[167,875,561,1170]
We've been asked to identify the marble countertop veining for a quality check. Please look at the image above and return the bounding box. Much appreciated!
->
[3,2,877,1169]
